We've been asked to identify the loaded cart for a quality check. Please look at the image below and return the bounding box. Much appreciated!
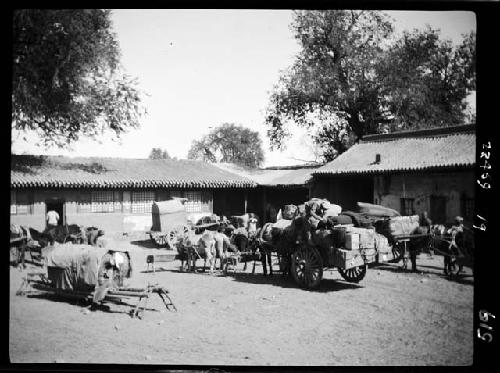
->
[258,220,378,290]
[16,244,177,318]
[148,199,191,248]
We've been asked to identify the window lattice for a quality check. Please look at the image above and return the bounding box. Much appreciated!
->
[400,198,415,216]
[78,191,92,213]
[131,191,155,214]
[184,191,212,213]
[463,198,474,221]
[91,191,121,213]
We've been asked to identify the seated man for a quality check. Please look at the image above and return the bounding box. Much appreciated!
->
[303,198,331,245]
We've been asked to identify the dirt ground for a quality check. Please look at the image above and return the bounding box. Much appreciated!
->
[9,234,473,366]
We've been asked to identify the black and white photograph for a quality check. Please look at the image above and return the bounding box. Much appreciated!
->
[8,6,493,367]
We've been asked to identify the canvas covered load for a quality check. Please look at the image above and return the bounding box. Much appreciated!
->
[45,244,131,292]
[357,202,400,218]
[151,200,187,232]
[387,215,420,236]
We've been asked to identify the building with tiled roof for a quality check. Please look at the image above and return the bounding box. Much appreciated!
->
[311,125,476,224]
[10,155,256,232]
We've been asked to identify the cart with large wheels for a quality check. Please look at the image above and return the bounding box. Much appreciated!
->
[258,222,375,290]
[289,242,373,290]
[147,200,191,249]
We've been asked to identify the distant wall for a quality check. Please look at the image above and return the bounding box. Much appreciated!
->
[10,187,253,233]
[373,170,475,225]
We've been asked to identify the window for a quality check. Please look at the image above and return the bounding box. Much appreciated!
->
[131,191,155,213]
[92,191,115,213]
[462,196,474,221]
[184,191,212,213]
[400,198,415,216]
[78,191,122,213]
[78,191,92,213]
[12,190,33,215]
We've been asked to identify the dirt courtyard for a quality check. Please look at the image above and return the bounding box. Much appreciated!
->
[9,235,473,366]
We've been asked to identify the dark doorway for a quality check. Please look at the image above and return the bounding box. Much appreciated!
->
[430,196,447,224]
[45,199,65,227]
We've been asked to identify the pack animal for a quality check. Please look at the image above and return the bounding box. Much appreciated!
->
[181,230,219,273]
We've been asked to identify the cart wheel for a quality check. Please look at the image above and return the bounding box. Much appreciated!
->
[154,234,168,248]
[338,265,367,283]
[389,242,404,263]
[166,226,189,250]
[290,246,323,290]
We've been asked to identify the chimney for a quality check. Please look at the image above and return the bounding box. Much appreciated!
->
[375,153,381,163]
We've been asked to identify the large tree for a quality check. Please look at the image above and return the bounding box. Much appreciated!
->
[265,10,476,161]
[12,9,145,147]
[188,123,265,168]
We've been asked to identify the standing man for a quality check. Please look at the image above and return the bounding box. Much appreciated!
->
[45,209,60,245]
[46,209,60,229]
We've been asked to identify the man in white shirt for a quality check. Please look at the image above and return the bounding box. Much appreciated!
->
[46,210,60,229]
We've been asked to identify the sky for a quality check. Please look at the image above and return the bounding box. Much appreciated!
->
[11,10,477,167]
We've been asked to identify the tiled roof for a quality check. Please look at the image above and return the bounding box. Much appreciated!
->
[214,163,318,186]
[314,125,476,176]
[11,155,257,189]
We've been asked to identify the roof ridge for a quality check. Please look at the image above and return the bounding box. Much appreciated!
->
[361,124,475,142]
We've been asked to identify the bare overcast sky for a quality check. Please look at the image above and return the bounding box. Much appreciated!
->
[11,10,476,167]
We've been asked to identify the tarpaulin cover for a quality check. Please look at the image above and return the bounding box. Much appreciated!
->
[151,200,187,232]
[357,202,400,218]
[46,244,109,291]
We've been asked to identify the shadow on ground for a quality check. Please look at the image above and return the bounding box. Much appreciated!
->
[130,239,159,249]
[226,271,363,293]
[25,292,160,317]
[372,262,474,286]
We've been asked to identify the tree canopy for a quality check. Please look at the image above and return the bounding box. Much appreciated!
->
[12,9,146,147]
[265,10,476,161]
[188,123,265,168]
[148,148,170,159]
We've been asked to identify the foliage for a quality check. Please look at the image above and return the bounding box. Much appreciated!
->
[265,10,476,161]
[12,9,146,147]
[378,27,476,131]
[188,123,265,168]
[148,148,170,159]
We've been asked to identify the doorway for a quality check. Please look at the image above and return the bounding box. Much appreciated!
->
[430,196,447,225]
[45,199,65,227]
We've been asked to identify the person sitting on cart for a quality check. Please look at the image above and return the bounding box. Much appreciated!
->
[303,198,330,245]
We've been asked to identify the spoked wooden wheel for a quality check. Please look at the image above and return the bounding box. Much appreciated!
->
[389,242,404,263]
[338,265,367,283]
[150,232,167,248]
[155,234,168,248]
[166,226,189,250]
[290,246,323,290]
